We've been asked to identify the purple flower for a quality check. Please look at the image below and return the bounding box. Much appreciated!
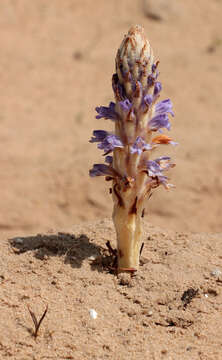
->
[95,102,118,121]
[98,134,123,153]
[145,158,175,189]
[130,137,152,155]
[147,75,155,87]
[154,156,175,171]
[146,160,162,177]
[89,164,114,177]
[155,156,171,163]
[105,155,113,164]
[143,94,153,107]
[152,63,157,73]
[153,82,162,97]
[146,160,173,189]
[148,113,171,131]
[90,130,109,143]
[119,99,132,112]
[147,65,159,87]
[90,130,123,153]
[155,99,174,117]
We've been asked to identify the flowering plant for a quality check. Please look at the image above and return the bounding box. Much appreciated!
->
[90,25,176,272]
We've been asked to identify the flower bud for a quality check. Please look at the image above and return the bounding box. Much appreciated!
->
[115,25,154,97]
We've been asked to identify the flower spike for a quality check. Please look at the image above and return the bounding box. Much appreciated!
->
[89,25,177,272]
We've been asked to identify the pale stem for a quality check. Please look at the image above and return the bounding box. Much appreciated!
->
[112,204,142,271]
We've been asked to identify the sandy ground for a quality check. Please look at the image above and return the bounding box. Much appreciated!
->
[0,0,222,359]
[2,219,222,360]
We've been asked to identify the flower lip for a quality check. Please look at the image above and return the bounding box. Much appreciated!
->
[89,164,114,177]
[147,162,174,189]
[97,134,123,153]
[148,113,171,131]
[146,160,163,177]
[90,130,123,153]
[90,130,109,143]
[155,99,174,117]
[95,102,118,121]
[146,156,174,177]
[155,157,175,171]
[119,99,132,112]
[130,136,152,155]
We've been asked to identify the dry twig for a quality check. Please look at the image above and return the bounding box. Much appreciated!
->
[27,304,48,338]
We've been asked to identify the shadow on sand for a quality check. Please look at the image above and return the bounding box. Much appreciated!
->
[9,232,103,270]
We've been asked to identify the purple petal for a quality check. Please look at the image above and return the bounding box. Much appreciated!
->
[154,157,174,171]
[146,157,175,188]
[147,66,159,87]
[148,114,171,131]
[130,136,152,155]
[155,156,171,162]
[155,99,174,116]
[155,156,171,164]
[147,75,155,87]
[95,102,117,121]
[147,160,162,177]
[153,82,162,97]
[119,99,132,112]
[98,134,123,153]
[152,63,157,73]
[90,130,109,143]
[143,94,153,106]
[105,155,113,164]
[89,164,114,177]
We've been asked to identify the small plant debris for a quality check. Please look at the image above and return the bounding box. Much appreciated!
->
[27,304,48,338]
[140,242,145,256]
[181,288,199,308]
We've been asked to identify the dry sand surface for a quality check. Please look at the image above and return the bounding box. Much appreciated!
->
[3,220,222,360]
[0,0,222,359]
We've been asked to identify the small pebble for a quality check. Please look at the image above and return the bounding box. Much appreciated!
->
[204,294,208,298]
[211,269,222,277]
[118,273,132,286]
[89,309,97,319]
[88,255,96,261]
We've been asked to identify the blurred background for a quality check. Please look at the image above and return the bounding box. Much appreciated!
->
[0,0,221,237]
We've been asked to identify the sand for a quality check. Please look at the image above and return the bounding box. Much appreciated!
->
[0,0,222,359]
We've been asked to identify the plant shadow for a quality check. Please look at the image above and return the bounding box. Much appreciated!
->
[9,232,104,270]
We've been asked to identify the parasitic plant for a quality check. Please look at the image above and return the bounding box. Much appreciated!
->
[89,25,176,272]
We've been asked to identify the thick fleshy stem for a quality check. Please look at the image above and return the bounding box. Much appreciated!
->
[112,186,143,270]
